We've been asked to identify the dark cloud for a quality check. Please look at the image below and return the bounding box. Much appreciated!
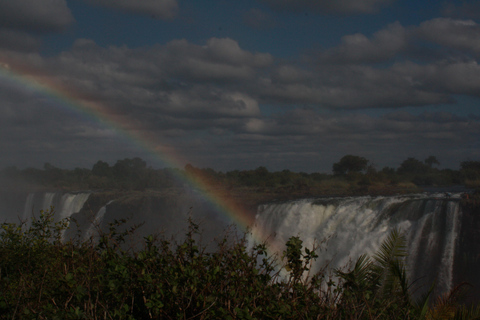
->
[232,109,480,170]
[0,29,41,52]
[84,0,178,20]
[48,38,272,119]
[259,0,395,14]
[2,12,480,171]
[2,28,474,125]
[243,8,276,29]
[245,109,474,143]
[442,1,480,19]
[392,60,480,97]
[261,63,452,109]
[0,0,74,32]
[0,0,74,55]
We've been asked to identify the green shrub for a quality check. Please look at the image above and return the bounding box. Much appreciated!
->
[1,208,479,319]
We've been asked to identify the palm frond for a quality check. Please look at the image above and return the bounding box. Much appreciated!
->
[336,254,374,291]
[373,228,407,268]
[370,228,409,300]
[453,304,480,320]
[428,282,473,320]
[353,253,374,284]
[415,282,435,320]
[389,258,410,300]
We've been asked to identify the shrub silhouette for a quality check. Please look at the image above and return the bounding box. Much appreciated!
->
[1,208,479,319]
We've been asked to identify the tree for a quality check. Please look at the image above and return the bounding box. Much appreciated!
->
[113,157,147,179]
[424,156,440,168]
[460,161,480,181]
[397,158,427,175]
[92,160,113,178]
[332,155,369,175]
[460,161,480,171]
[42,162,64,183]
[113,158,148,189]
[255,166,269,177]
[73,167,90,182]
[184,163,196,175]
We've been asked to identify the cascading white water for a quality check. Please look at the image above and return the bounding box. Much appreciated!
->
[57,193,91,220]
[42,193,57,213]
[23,192,91,226]
[251,193,462,295]
[22,193,35,222]
[83,200,114,241]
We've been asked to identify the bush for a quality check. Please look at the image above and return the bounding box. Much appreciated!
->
[1,208,479,319]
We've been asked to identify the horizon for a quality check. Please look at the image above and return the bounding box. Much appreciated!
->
[1,0,480,173]
[0,154,462,174]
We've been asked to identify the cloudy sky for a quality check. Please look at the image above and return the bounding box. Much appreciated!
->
[1,0,480,173]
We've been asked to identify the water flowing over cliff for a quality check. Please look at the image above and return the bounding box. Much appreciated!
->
[251,193,468,297]
[17,190,235,245]
[22,192,91,229]
[8,190,480,298]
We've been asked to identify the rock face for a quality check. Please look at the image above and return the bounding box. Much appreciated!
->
[4,187,257,243]
[63,189,248,246]
[455,198,480,302]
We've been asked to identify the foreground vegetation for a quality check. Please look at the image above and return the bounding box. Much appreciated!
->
[1,209,480,319]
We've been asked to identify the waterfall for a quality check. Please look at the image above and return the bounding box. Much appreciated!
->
[57,193,91,220]
[23,192,91,225]
[18,190,467,296]
[22,193,35,222]
[83,200,114,241]
[251,193,462,295]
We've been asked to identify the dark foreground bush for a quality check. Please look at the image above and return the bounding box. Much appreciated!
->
[1,208,480,319]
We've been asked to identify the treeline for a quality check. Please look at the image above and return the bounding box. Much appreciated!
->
[0,158,182,190]
[185,155,478,195]
[2,155,480,192]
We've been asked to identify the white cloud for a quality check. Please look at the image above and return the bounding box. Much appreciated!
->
[160,38,273,82]
[321,22,407,63]
[417,18,480,55]
[245,118,267,133]
[313,17,480,67]
[6,27,473,119]
[85,0,178,19]
[10,38,267,126]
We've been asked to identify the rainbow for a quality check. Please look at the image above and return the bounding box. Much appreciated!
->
[0,56,282,252]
